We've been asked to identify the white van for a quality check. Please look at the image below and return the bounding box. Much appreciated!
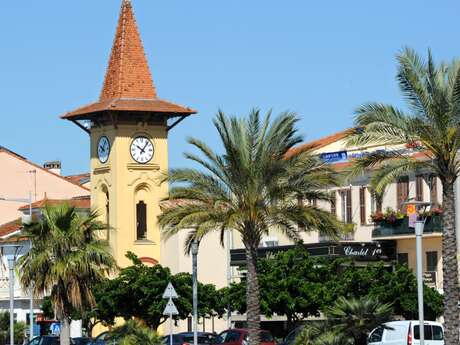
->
[367,321,444,345]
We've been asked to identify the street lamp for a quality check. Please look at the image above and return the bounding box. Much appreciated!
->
[404,199,432,345]
[0,244,24,345]
[0,194,34,341]
[191,239,200,345]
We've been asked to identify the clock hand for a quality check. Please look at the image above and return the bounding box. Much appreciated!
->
[136,145,146,153]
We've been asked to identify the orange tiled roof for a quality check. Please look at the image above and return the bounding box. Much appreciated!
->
[18,196,91,211]
[62,0,196,120]
[287,128,355,158]
[0,219,22,237]
[65,173,90,186]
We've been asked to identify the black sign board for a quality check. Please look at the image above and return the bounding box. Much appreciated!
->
[230,241,396,267]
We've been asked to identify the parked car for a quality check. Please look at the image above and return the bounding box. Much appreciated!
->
[26,336,42,345]
[367,321,444,345]
[89,332,111,345]
[214,329,275,345]
[72,337,93,345]
[278,327,304,345]
[163,332,216,345]
[38,336,60,345]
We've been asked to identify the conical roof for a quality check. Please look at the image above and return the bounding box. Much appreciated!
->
[62,0,195,121]
[99,0,156,101]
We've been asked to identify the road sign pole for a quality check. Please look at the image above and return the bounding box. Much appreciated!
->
[169,309,173,345]
[163,282,179,345]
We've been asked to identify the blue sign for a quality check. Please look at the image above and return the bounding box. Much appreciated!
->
[50,322,61,335]
[320,151,348,163]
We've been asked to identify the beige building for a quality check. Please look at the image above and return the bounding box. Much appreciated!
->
[0,147,89,328]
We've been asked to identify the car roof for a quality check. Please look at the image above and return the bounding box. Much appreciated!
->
[384,321,443,327]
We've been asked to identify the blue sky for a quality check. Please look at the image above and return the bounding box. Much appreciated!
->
[1,0,459,175]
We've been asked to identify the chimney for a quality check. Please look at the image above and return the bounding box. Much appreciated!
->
[43,161,61,175]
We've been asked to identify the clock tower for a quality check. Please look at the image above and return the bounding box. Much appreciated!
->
[62,0,196,267]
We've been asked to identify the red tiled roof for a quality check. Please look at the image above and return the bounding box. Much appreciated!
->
[65,173,90,186]
[0,219,22,237]
[62,0,196,120]
[18,196,91,211]
[287,128,355,158]
[0,147,89,192]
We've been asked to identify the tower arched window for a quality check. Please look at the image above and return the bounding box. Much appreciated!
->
[105,190,110,240]
[136,200,147,240]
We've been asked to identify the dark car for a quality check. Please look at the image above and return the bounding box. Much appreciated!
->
[72,337,93,345]
[26,336,41,345]
[278,327,304,345]
[163,332,216,345]
[214,329,275,345]
[38,336,60,345]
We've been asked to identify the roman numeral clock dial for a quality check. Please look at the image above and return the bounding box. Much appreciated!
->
[130,136,154,164]
[97,136,110,164]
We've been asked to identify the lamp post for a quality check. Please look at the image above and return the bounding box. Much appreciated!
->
[0,194,34,341]
[404,200,431,345]
[0,244,24,345]
[191,239,199,345]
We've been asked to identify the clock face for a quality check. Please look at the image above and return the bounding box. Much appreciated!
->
[97,136,110,163]
[130,136,154,164]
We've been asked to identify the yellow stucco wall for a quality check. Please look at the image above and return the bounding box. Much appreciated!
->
[396,236,443,289]
[90,123,168,268]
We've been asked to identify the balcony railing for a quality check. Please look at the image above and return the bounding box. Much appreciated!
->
[372,215,442,238]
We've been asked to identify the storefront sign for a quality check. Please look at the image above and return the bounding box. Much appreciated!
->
[343,245,383,257]
[320,151,348,163]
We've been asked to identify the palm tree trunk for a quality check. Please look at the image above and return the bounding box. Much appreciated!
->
[245,246,261,345]
[59,317,71,345]
[441,182,459,345]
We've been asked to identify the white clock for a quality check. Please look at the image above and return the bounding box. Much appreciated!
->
[97,136,110,163]
[130,136,154,164]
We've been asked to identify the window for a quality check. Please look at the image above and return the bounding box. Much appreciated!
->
[368,327,384,343]
[105,191,110,240]
[432,325,444,340]
[262,237,279,247]
[396,176,409,211]
[426,251,438,272]
[359,187,366,225]
[429,175,438,205]
[136,201,147,240]
[397,253,409,266]
[414,325,434,340]
[416,175,424,201]
[330,191,336,216]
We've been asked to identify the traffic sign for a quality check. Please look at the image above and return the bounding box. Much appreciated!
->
[406,204,416,215]
[162,282,178,299]
[50,322,61,335]
[163,299,179,316]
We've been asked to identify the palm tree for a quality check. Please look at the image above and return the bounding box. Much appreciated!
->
[107,319,163,345]
[347,47,460,343]
[293,323,353,345]
[325,297,393,345]
[18,205,117,345]
[159,109,343,345]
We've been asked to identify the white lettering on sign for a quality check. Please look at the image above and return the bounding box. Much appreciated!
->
[344,246,383,257]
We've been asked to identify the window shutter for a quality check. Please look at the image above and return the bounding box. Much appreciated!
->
[430,175,438,205]
[359,187,366,225]
[397,176,409,211]
[416,175,424,201]
[346,189,352,224]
